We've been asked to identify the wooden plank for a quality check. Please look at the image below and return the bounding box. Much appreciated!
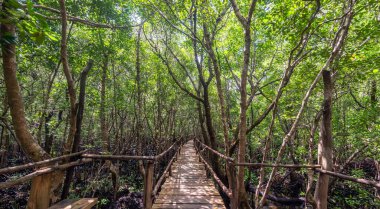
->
[161,185,218,190]
[171,170,206,173]
[172,165,205,169]
[27,173,52,209]
[48,198,98,209]
[165,179,213,184]
[155,195,224,205]
[171,169,206,173]
[160,187,219,193]
[159,188,220,196]
[169,176,208,180]
[153,203,225,209]
[162,183,215,188]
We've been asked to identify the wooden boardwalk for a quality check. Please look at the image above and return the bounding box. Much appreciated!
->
[153,141,226,209]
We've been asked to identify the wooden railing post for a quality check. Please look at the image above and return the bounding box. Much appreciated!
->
[27,172,52,209]
[228,161,238,209]
[169,163,172,177]
[144,160,154,209]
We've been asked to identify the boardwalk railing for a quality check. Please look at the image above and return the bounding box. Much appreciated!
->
[0,138,186,209]
[193,138,380,209]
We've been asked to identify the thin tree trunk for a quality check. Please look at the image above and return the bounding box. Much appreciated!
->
[44,111,54,153]
[236,24,252,208]
[59,0,77,155]
[305,112,321,208]
[202,85,223,176]
[314,70,333,209]
[203,24,234,198]
[258,3,354,205]
[37,61,60,144]
[254,2,321,204]
[196,97,209,145]
[101,54,110,152]
[229,2,256,207]
[371,80,377,107]
[61,59,93,199]
[136,24,145,176]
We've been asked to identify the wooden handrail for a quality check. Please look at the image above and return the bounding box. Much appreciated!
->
[193,139,233,162]
[82,154,155,161]
[0,140,181,177]
[235,163,321,169]
[0,141,180,190]
[152,148,178,197]
[0,150,88,175]
[198,153,232,198]
[0,158,92,189]
[82,141,178,161]
[315,168,380,189]
[194,137,380,196]
[146,140,184,209]
[154,142,177,160]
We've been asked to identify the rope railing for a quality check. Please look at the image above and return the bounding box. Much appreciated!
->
[0,138,187,209]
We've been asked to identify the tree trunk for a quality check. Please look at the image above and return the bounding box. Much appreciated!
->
[1,0,50,162]
[61,59,93,199]
[370,80,377,107]
[203,24,234,197]
[136,24,145,176]
[59,0,77,155]
[44,111,54,153]
[236,24,252,209]
[196,98,209,145]
[314,70,333,209]
[305,112,321,208]
[101,54,110,152]
[37,60,60,144]
[0,0,58,206]
[202,86,223,177]
[229,1,256,207]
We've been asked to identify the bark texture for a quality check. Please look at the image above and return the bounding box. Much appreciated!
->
[61,60,93,199]
[1,0,50,162]
[59,0,77,154]
[314,70,333,209]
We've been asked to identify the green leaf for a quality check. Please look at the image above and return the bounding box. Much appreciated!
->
[26,0,34,14]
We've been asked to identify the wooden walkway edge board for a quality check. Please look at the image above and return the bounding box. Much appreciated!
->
[153,141,226,209]
[48,198,98,209]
